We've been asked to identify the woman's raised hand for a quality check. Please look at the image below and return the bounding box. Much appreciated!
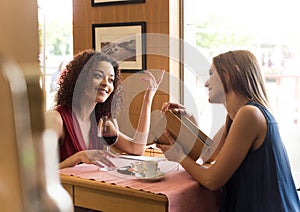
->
[142,70,165,97]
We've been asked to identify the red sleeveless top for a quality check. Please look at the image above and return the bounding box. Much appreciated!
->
[56,106,103,162]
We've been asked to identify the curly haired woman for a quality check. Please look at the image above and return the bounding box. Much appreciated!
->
[46,49,164,169]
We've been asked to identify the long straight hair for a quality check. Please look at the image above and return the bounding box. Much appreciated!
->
[213,50,269,108]
[213,50,269,133]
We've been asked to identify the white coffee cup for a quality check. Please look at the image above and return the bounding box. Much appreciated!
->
[131,160,159,178]
[131,161,144,174]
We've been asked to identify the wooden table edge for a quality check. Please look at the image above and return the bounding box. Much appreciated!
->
[60,173,168,203]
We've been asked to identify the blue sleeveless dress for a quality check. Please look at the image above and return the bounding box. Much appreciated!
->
[220,102,300,211]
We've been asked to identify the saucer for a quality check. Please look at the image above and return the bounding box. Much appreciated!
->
[135,171,166,182]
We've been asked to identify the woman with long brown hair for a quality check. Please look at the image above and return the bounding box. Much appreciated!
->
[157,50,300,211]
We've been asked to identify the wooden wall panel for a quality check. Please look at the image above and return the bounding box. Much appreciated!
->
[73,0,181,140]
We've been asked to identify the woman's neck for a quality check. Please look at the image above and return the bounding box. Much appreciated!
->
[74,98,96,122]
[225,92,249,120]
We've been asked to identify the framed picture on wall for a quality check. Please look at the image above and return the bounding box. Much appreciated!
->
[91,0,145,7]
[92,22,146,73]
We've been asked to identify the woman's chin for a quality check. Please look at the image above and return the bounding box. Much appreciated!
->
[95,97,108,103]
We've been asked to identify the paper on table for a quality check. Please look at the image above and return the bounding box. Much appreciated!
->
[107,157,180,179]
[118,155,166,162]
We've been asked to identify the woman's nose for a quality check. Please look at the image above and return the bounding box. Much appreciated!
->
[101,76,108,85]
[204,80,209,87]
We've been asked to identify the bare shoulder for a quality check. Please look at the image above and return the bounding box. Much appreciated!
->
[45,109,64,138]
[46,110,63,125]
[235,104,267,149]
[237,104,266,125]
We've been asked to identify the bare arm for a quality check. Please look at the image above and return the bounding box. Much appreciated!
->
[158,105,267,191]
[200,125,226,163]
[45,110,64,141]
[114,70,164,155]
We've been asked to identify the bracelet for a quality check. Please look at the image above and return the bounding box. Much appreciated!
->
[131,131,148,145]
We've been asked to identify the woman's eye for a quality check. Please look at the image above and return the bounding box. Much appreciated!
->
[94,73,103,79]
[109,78,115,83]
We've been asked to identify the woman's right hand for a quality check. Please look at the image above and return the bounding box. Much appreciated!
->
[156,130,187,163]
[161,102,198,125]
[142,70,165,100]
[161,102,187,114]
[59,150,116,169]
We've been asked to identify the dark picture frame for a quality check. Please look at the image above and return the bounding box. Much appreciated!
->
[91,0,145,7]
[92,22,146,73]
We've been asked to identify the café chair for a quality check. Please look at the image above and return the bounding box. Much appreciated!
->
[0,54,72,211]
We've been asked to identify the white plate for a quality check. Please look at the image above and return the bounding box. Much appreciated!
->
[105,158,179,180]
[135,171,166,182]
[118,155,165,162]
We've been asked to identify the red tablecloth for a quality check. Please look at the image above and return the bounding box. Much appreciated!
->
[59,158,221,212]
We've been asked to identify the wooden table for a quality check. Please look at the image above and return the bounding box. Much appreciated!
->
[61,174,168,212]
[60,148,221,212]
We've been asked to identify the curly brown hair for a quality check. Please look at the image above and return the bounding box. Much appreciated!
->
[55,49,123,120]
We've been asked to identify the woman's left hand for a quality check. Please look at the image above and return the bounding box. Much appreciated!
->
[85,150,116,168]
[156,130,187,163]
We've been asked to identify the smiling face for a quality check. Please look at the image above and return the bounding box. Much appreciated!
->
[85,61,115,103]
[205,64,226,104]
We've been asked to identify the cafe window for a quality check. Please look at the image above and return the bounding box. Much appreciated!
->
[183,0,300,186]
[38,0,73,110]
